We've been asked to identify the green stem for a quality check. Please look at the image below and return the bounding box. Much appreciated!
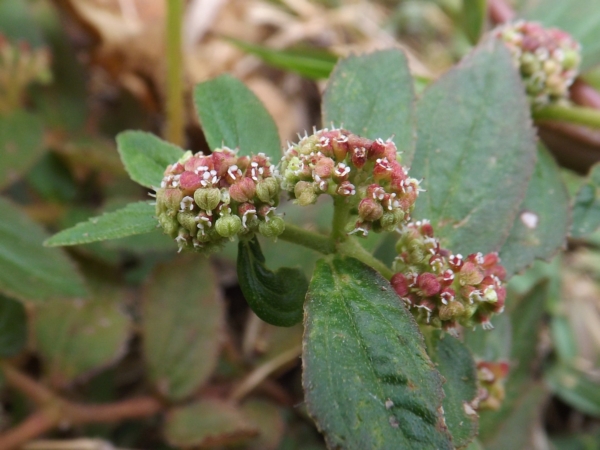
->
[533,104,600,129]
[338,237,394,280]
[279,223,336,255]
[166,0,185,146]
[331,197,351,241]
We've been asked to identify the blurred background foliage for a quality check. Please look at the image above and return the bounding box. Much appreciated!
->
[0,0,599,448]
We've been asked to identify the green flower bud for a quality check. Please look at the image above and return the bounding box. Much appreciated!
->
[194,187,221,212]
[161,188,184,213]
[439,301,465,321]
[177,211,197,236]
[294,181,317,206]
[258,216,285,238]
[158,213,179,238]
[215,214,242,238]
[256,177,280,203]
[380,209,404,232]
[563,48,580,70]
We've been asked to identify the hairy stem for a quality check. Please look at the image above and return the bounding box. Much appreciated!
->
[534,105,600,129]
[338,237,394,280]
[331,197,351,241]
[166,0,185,146]
[279,222,336,254]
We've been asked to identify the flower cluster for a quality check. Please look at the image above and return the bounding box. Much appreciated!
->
[494,21,581,108]
[154,148,283,253]
[476,360,510,411]
[390,220,506,331]
[0,35,51,113]
[280,128,421,235]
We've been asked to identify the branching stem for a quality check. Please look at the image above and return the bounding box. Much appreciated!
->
[279,222,336,254]
[534,104,600,129]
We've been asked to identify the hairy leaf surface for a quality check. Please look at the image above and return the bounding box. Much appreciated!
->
[411,39,537,256]
[303,256,452,450]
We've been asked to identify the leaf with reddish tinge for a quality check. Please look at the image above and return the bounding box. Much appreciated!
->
[142,255,225,401]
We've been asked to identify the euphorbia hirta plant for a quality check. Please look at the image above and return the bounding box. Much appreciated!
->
[46,28,578,448]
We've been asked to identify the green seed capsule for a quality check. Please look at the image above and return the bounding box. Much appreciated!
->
[194,187,221,212]
[215,215,242,238]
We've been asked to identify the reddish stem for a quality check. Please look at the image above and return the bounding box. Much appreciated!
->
[571,79,600,110]
[0,412,56,450]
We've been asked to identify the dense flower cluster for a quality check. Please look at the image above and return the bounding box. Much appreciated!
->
[390,220,506,331]
[476,360,510,411]
[154,148,283,252]
[0,34,51,113]
[280,128,421,235]
[494,21,581,107]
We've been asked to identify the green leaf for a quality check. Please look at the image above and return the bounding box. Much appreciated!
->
[194,75,281,160]
[237,238,307,327]
[164,399,258,448]
[241,400,286,450]
[116,131,184,189]
[571,162,600,238]
[481,384,547,450]
[303,256,452,450]
[0,110,45,190]
[0,196,88,302]
[499,145,570,276]
[322,49,416,163]
[0,295,27,358]
[227,38,337,79]
[44,202,157,247]
[425,331,479,448]
[411,39,537,256]
[142,255,225,401]
[33,284,130,385]
[546,364,600,418]
[462,0,487,44]
[0,0,45,47]
[522,0,600,71]
[463,313,512,362]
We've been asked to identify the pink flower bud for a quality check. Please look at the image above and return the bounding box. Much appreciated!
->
[417,273,441,296]
[179,171,203,192]
[358,198,384,222]
[351,146,368,169]
[391,273,410,297]
[314,157,335,178]
[369,139,387,160]
[229,177,256,203]
[373,158,393,181]
[336,181,356,197]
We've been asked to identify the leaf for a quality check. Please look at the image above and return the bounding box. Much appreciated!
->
[426,331,479,448]
[322,49,417,164]
[481,384,547,450]
[411,38,537,256]
[0,295,27,358]
[0,0,45,47]
[303,256,452,450]
[571,162,600,238]
[462,0,487,44]
[142,255,225,401]
[237,238,307,327]
[241,400,286,450]
[44,202,157,247]
[32,284,130,386]
[522,0,600,71]
[0,196,88,302]
[227,38,337,80]
[116,131,184,189]
[164,399,258,448]
[499,145,570,276]
[546,364,600,418]
[194,75,281,160]
[463,313,512,362]
[0,110,45,190]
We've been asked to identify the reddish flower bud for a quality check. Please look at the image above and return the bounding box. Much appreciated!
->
[229,177,256,203]
[358,198,384,222]
[179,171,203,192]
[391,273,410,297]
[314,157,335,178]
[351,146,368,169]
[417,273,441,296]
[336,181,356,197]
[368,138,387,160]
[373,158,393,181]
